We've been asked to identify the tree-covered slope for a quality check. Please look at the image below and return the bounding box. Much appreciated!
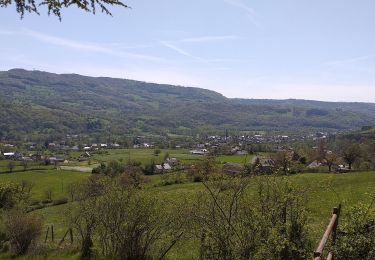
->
[0,69,374,140]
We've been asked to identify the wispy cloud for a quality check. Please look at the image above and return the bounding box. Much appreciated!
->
[159,41,202,60]
[223,0,261,27]
[324,55,374,68]
[159,39,254,64]
[5,29,166,63]
[179,35,240,43]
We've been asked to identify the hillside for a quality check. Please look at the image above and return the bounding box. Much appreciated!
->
[1,69,375,141]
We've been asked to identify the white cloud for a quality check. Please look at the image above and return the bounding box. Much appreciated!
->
[5,29,166,63]
[223,0,261,27]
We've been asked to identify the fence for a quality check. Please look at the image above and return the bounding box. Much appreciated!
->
[44,224,74,246]
[314,205,341,260]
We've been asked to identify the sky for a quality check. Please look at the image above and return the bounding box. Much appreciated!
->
[1,0,375,102]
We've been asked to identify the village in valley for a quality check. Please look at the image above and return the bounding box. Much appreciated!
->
[1,129,372,176]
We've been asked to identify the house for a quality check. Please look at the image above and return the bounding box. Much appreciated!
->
[83,146,91,151]
[100,144,108,148]
[78,152,91,162]
[49,156,64,163]
[163,163,172,171]
[236,150,248,155]
[222,163,244,174]
[165,157,178,166]
[154,164,164,173]
[154,163,172,173]
[307,160,322,169]
[251,156,275,174]
[336,165,350,173]
[3,152,15,159]
[190,149,208,155]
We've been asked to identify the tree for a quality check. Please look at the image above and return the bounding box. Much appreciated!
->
[342,143,361,170]
[21,160,28,171]
[273,151,292,175]
[325,152,338,172]
[7,161,15,173]
[4,209,43,256]
[0,0,128,20]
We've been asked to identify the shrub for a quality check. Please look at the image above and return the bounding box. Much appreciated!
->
[336,202,375,260]
[4,209,43,256]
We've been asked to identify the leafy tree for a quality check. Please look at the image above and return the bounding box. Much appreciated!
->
[0,0,128,19]
[342,143,361,170]
[325,152,338,172]
[0,182,32,209]
[273,151,293,175]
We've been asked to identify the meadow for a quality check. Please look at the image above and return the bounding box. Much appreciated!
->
[1,164,374,259]
[85,148,255,166]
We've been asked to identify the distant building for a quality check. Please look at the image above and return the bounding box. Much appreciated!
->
[307,160,322,169]
[252,156,275,174]
[165,157,178,166]
[190,149,208,155]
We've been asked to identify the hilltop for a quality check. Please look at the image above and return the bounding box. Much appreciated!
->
[1,69,375,141]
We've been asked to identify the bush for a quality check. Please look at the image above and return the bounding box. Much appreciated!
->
[4,209,43,256]
[336,203,375,260]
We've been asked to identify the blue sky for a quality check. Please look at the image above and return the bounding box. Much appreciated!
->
[1,0,375,102]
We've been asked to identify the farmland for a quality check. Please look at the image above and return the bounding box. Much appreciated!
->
[1,159,374,259]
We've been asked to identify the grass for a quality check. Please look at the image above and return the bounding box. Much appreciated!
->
[1,159,374,259]
[90,148,255,166]
[0,169,90,200]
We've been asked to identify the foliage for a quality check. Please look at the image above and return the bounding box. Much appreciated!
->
[4,209,42,256]
[0,181,32,209]
[335,200,375,260]
[67,176,185,259]
[190,174,312,259]
[1,69,375,141]
[340,142,361,169]
[0,0,128,19]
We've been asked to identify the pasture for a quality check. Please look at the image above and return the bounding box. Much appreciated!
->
[1,153,374,259]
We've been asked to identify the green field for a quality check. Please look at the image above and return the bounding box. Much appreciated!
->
[89,148,254,166]
[0,169,90,200]
[1,157,374,259]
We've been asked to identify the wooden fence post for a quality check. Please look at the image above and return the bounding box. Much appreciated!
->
[51,224,54,242]
[314,205,341,260]
[44,226,50,243]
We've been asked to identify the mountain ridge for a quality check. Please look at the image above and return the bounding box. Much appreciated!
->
[1,69,375,141]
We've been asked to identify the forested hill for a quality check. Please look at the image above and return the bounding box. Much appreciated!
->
[1,69,375,141]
